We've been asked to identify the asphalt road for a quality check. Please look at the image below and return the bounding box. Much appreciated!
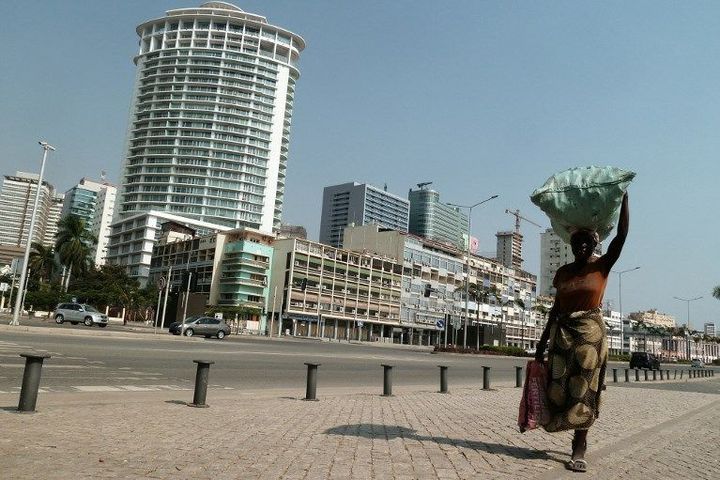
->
[0,324,711,396]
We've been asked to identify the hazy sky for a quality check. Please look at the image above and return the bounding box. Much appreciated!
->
[1,1,718,328]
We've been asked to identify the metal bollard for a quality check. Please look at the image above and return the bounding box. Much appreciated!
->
[635,369,640,381]
[612,368,618,383]
[188,360,214,408]
[381,364,393,397]
[674,369,677,379]
[680,369,684,379]
[652,370,657,381]
[439,365,449,394]
[515,366,523,388]
[482,366,491,390]
[304,363,321,401]
[660,370,664,380]
[624,368,629,382]
[644,369,648,381]
[17,353,51,413]
[667,370,671,379]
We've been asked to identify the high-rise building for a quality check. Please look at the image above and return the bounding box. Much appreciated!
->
[408,183,468,249]
[539,227,602,296]
[496,231,523,270]
[704,323,716,337]
[62,178,118,265]
[0,171,64,251]
[117,2,305,233]
[319,182,410,248]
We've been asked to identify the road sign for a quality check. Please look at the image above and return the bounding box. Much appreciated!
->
[357,321,364,328]
[0,283,8,292]
[157,276,167,290]
[435,319,445,329]
[451,318,461,329]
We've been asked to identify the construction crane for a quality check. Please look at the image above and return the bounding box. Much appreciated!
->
[505,209,542,234]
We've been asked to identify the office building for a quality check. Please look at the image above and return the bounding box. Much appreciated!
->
[408,183,468,249]
[704,323,715,337]
[62,178,118,265]
[0,172,64,250]
[319,182,409,248]
[117,2,305,233]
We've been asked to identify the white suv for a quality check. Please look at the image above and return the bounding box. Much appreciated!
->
[54,303,108,327]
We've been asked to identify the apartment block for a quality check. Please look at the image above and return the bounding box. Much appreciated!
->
[0,172,64,253]
[149,227,273,328]
[269,237,405,341]
[62,178,117,265]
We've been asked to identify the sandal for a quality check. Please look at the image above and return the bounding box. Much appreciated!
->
[569,459,588,472]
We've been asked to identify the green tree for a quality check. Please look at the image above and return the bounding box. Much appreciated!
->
[28,242,57,284]
[24,282,65,313]
[713,285,720,301]
[55,215,96,291]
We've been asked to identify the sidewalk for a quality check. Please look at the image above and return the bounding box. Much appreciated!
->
[1,377,718,479]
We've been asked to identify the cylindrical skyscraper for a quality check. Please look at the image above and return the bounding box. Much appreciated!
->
[119,2,304,233]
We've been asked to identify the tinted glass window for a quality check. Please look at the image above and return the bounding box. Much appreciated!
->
[210,319,220,325]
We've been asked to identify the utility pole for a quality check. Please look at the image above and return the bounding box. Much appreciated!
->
[181,272,192,336]
[160,266,172,330]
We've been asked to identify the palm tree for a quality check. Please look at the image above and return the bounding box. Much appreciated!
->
[713,285,720,301]
[28,242,56,284]
[55,215,96,291]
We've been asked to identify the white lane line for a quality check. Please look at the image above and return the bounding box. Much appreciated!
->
[74,386,125,392]
[0,364,104,369]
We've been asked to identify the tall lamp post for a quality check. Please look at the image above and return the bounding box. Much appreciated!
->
[612,266,640,354]
[10,141,55,326]
[447,194,498,348]
[673,295,702,360]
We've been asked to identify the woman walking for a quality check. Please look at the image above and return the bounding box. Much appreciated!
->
[535,192,629,472]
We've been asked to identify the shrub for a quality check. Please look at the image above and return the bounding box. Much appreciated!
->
[433,344,529,357]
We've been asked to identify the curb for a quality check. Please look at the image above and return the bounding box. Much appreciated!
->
[0,323,203,342]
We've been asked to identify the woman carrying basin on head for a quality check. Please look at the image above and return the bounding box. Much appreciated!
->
[535,192,629,472]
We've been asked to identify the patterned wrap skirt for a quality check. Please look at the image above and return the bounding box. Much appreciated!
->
[543,308,608,432]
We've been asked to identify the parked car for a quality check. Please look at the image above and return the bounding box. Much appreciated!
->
[629,352,660,370]
[690,359,705,368]
[54,303,108,327]
[168,316,230,339]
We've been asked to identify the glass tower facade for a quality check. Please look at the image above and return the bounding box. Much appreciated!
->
[119,2,305,233]
[408,186,468,249]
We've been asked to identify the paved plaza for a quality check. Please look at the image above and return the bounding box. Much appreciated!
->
[1,367,718,479]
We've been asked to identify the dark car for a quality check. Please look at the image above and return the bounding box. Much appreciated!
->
[629,352,661,370]
[168,316,230,339]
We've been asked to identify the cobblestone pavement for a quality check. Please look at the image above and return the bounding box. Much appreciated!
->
[0,378,718,479]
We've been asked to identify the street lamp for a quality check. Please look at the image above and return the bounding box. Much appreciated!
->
[612,266,640,354]
[673,295,703,360]
[447,194,499,348]
[10,141,55,326]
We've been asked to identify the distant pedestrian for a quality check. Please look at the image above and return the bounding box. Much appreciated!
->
[535,193,629,472]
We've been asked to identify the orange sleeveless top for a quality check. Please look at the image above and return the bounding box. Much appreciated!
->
[553,256,609,314]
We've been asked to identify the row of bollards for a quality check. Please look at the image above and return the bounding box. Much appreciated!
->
[610,367,715,384]
[11,353,717,412]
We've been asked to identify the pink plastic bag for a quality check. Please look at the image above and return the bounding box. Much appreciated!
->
[518,360,550,433]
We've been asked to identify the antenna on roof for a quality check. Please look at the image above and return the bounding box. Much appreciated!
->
[100,170,107,181]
